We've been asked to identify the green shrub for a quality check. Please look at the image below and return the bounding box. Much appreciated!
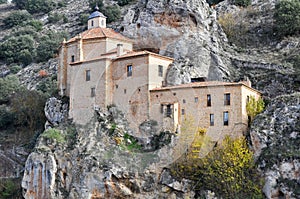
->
[79,13,89,25]
[274,0,300,37]
[42,128,65,143]
[3,10,33,28]
[36,77,58,97]
[232,0,251,7]
[117,0,135,6]
[10,88,46,131]
[26,20,43,31]
[0,34,36,65]
[36,31,68,62]
[48,12,62,23]
[102,5,121,23]
[246,96,265,123]
[0,179,19,199]
[9,65,22,74]
[0,75,20,103]
[171,136,263,198]
[0,0,6,4]
[13,0,56,14]
[206,0,224,5]
[88,0,104,10]
[0,105,14,129]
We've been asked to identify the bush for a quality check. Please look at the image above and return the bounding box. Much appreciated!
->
[232,0,251,7]
[0,75,20,103]
[42,128,65,143]
[117,0,135,6]
[102,5,121,23]
[36,77,58,97]
[88,0,104,10]
[10,88,46,131]
[0,34,36,65]
[36,31,68,62]
[3,10,33,28]
[274,0,300,37]
[79,13,89,25]
[9,65,22,74]
[246,96,264,123]
[13,0,56,14]
[0,179,20,199]
[171,136,263,198]
[48,12,62,23]
[26,20,43,31]
[0,105,14,129]
[218,12,249,46]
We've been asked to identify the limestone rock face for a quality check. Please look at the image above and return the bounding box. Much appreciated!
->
[250,93,300,198]
[21,107,196,199]
[118,0,230,84]
[44,97,68,127]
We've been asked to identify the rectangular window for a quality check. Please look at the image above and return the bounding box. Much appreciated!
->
[224,93,230,105]
[116,85,118,89]
[124,89,127,94]
[183,99,186,103]
[223,111,229,126]
[71,55,75,62]
[166,104,172,117]
[158,65,163,77]
[210,114,214,126]
[86,70,90,81]
[127,65,132,77]
[207,94,211,107]
[182,109,185,115]
[91,87,95,97]
[194,97,198,103]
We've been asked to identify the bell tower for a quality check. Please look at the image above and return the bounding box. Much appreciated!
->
[88,5,107,29]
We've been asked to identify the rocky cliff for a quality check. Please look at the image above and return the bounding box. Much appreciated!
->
[0,0,298,198]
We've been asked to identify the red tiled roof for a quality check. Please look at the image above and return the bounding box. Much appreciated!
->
[67,27,132,43]
[114,50,174,61]
[151,81,261,92]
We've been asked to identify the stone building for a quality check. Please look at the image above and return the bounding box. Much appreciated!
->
[58,7,261,140]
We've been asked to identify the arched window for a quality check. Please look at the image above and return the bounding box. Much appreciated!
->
[91,20,94,27]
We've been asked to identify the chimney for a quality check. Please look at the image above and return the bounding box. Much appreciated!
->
[117,44,123,56]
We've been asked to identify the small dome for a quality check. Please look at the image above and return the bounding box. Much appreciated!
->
[88,6,106,19]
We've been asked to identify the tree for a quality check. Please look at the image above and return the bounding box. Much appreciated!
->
[171,136,263,198]
[10,88,46,132]
[13,0,56,14]
[0,34,36,65]
[232,0,251,7]
[274,0,300,37]
[0,75,20,103]
[88,0,104,10]
[103,5,121,23]
[246,96,264,123]
[3,10,32,28]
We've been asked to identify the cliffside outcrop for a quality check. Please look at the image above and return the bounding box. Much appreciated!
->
[21,106,196,198]
[250,93,300,198]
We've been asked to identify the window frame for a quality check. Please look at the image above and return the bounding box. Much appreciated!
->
[127,65,132,77]
[207,94,211,107]
[86,70,91,81]
[210,114,214,126]
[158,65,163,77]
[223,111,229,126]
[224,93,230,106]
[182,109,185,115]
[91,87,95,97]
[194,97,198,103]
[166,104,172,117]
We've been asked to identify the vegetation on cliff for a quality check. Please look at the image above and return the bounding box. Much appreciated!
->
[171,135,263,198]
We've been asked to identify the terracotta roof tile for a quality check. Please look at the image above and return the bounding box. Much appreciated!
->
[67,27,132,43]
[151,81,259,91]
[114,50,174,61]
